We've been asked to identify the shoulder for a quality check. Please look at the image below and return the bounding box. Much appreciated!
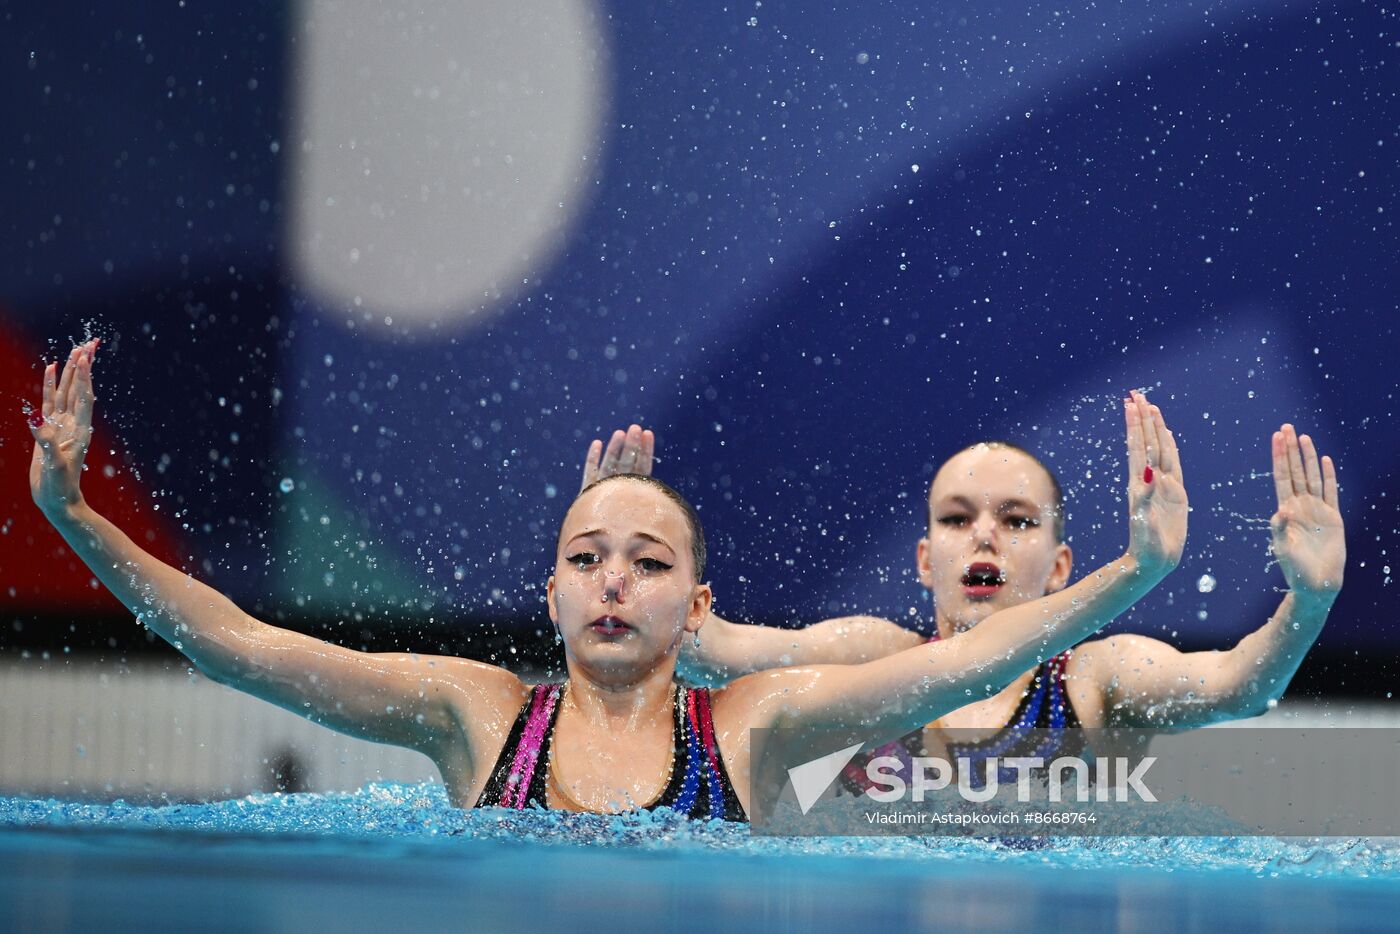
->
[710,665,824,730]
[413,656,531,739]
[1066,633,1176,683]
[451,658,531,707]
[1072,633,1174,663]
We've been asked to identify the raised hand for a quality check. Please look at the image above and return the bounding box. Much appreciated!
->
[28,339,100,518]
[1270,424,1344,600]
[580,424,654,492]
[1124,390,1188,578]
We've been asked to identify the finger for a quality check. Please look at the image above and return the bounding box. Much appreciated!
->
[41,362,57,418]
[1161,419,1183,484]
[74,351,96,430]
[1150,405,1178,475]
[1136,392,1158,474]
[1283,424,1307,496]
[581,439,602,490]
[64,347,86,416]
[1298,434,1323,498]
[601,429,625,474]
[55,347,79,414]
[639,429,655,476]
[1270,431,1293,506]
[1321,455,1339,511]
[1125,395,1145,483]
[620,424,644,473]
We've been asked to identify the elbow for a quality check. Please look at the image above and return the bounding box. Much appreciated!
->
[191,649,247,688]
[1236,695,1279,721]
[196,659,233,687]
[1225,664,1296,721]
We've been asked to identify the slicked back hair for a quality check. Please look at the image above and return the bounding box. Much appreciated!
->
[928,441,1066,543]
[560,473,707,582]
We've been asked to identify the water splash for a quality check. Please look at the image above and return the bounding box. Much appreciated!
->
[3,783,1399,881]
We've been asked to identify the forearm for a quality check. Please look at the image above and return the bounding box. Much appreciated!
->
[680,613,806,685]
[1214,590,1336,715]
[44,499,253,675]
[781,553,1165,737]
[678,615,749,685]
[680,612,911,685]
[944,553,1161,703]
[1093,591,1337,729]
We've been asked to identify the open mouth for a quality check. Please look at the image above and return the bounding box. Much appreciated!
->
[589,615,633,637]
[960,562,1005,600]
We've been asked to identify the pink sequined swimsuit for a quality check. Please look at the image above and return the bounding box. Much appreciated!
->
[474,682,747,822]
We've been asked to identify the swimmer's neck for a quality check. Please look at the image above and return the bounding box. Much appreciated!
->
[561,663,677,728]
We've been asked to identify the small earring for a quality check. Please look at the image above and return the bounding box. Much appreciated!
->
[553,623,563,644]
[692,633,702,650]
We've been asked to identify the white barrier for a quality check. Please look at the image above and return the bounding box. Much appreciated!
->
[0,658,1394,802]
[0,659,441,801]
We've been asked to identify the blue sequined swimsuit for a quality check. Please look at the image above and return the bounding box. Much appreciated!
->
[842,637,1084,793]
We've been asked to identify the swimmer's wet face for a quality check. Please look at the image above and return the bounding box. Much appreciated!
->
[918,443,1073,634]
[548,477,711,678]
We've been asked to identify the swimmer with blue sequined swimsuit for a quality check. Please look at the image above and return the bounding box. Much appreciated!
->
[657,420,1344,755]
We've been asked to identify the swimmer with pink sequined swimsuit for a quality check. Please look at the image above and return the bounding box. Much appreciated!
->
[475,682,747,822]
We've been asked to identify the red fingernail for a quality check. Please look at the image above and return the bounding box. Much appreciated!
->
[1143,465,1154,484]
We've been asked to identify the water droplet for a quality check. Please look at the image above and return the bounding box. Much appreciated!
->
[1196,573,1216,593]
[279,478,295,494]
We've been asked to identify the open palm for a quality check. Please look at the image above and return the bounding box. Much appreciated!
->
[1124,390,1188,578]
[1270,425,1344,597]
[580,424,654,492]
[28,340,99,518]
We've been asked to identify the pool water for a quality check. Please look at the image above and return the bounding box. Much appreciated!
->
[3,783,1397,932]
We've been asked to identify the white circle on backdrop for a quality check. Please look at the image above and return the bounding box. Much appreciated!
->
[288,0,609,331]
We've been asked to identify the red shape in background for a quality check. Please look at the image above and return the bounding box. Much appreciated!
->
[0,314,188,612]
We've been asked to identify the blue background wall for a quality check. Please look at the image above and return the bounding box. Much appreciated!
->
[2,1,1394,663]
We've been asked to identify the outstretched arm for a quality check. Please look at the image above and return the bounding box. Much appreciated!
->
[575,425,924,684]
[1075,423,1344,728]
[730,392,1188,742]
[29,343,522,759]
